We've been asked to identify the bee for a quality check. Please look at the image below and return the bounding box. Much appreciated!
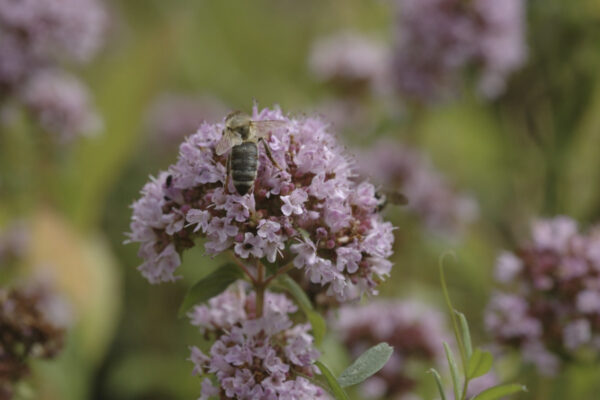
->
[216,111,287,195]
[375,189,408,212]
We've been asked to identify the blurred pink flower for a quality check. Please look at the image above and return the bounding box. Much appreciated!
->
[486,216,600,375]
[0,0,107,139]
[392,0,526,101]
[309,31,390,96]
[21,70,101,141]
[334,300,449,399]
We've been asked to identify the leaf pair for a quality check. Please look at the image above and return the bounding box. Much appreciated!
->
[317,343,394,400]
[431,261,527,400]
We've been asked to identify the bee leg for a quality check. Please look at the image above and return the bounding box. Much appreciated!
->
[260,139,283,171]
[225,154,232,193]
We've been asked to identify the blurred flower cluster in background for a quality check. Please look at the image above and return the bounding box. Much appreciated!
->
[2,0,600,399]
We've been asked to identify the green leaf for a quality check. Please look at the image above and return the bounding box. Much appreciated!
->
[337,343,394,388]
[456,311,473,360]
[444,342,461,400]
[439,256,467,369]
[471,383,527,400]
[427,368,447,400]
[306,312,327,347]
[467,349,494,379]
[314,361,350,400]
[178,263,244,317]
[277,274,326,345]
[278,274,312,310]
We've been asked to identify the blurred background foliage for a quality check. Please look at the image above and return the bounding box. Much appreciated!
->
[2,0,600,399]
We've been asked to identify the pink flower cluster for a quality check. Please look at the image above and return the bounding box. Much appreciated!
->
[0,0,106,139]
[20,71,101,141]
[128,106,395,301]
[308,31,390,96]
[360,140,477,236]
[188,284,326,400]
[392,0,526,101]
[486,217,600,375]
[334,300,449,399]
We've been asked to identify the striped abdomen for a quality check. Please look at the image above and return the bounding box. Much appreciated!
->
[231,142,258,195]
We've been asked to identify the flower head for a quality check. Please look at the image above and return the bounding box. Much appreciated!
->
[392,0,526,101]
[0,284,67,397]
[486,216,600,375]
[334,300,449,399]
[0,0,107,139]
[309,31,390,96]
[20,70,101,141]
[188,284,326,399]
[128,106,395,301]
[0,0,106,84]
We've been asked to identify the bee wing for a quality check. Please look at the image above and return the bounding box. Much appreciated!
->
[249,120,288,139]
[215,129,243,155]
[384,190,409,205]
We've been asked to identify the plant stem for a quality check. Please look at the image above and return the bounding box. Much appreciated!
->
[461,378,470,400]
[439,256,467,370]
[255,260,265,318]
[228,253,257,284]
[263,262,294,286]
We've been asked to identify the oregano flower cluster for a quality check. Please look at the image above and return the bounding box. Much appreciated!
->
[486,217,600,375]
[128,106,395,302]
[188,284,326,399]
[0,0,106,139]
[392,0,527,101]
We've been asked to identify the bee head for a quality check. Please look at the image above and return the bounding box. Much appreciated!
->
[225,111,251,139]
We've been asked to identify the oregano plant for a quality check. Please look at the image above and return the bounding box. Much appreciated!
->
[127,105,395,398]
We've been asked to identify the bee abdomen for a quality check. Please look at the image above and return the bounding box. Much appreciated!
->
[231,142,258,195]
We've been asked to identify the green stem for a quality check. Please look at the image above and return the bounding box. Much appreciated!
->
[228,252,257,284]
[440,257,467,370]
[263,262,294,286]
[255,260,265,318]
[461,378,470,400]
[439,255,469,400]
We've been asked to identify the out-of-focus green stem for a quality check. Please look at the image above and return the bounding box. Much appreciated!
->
[255,260,265,318]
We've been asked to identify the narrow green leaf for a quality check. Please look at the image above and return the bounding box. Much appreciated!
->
[337,343,394,388]
[278,274,326,345]
[178,263,244,317]
[278,274,312,310]
[456,311,473,360]
[467,349,494,379]
[443,342,461,400]
[427,369,447,400]
[315,361,350,400]
[439,255,467,370]
[306,312,327,347]
[471,383,527,400]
